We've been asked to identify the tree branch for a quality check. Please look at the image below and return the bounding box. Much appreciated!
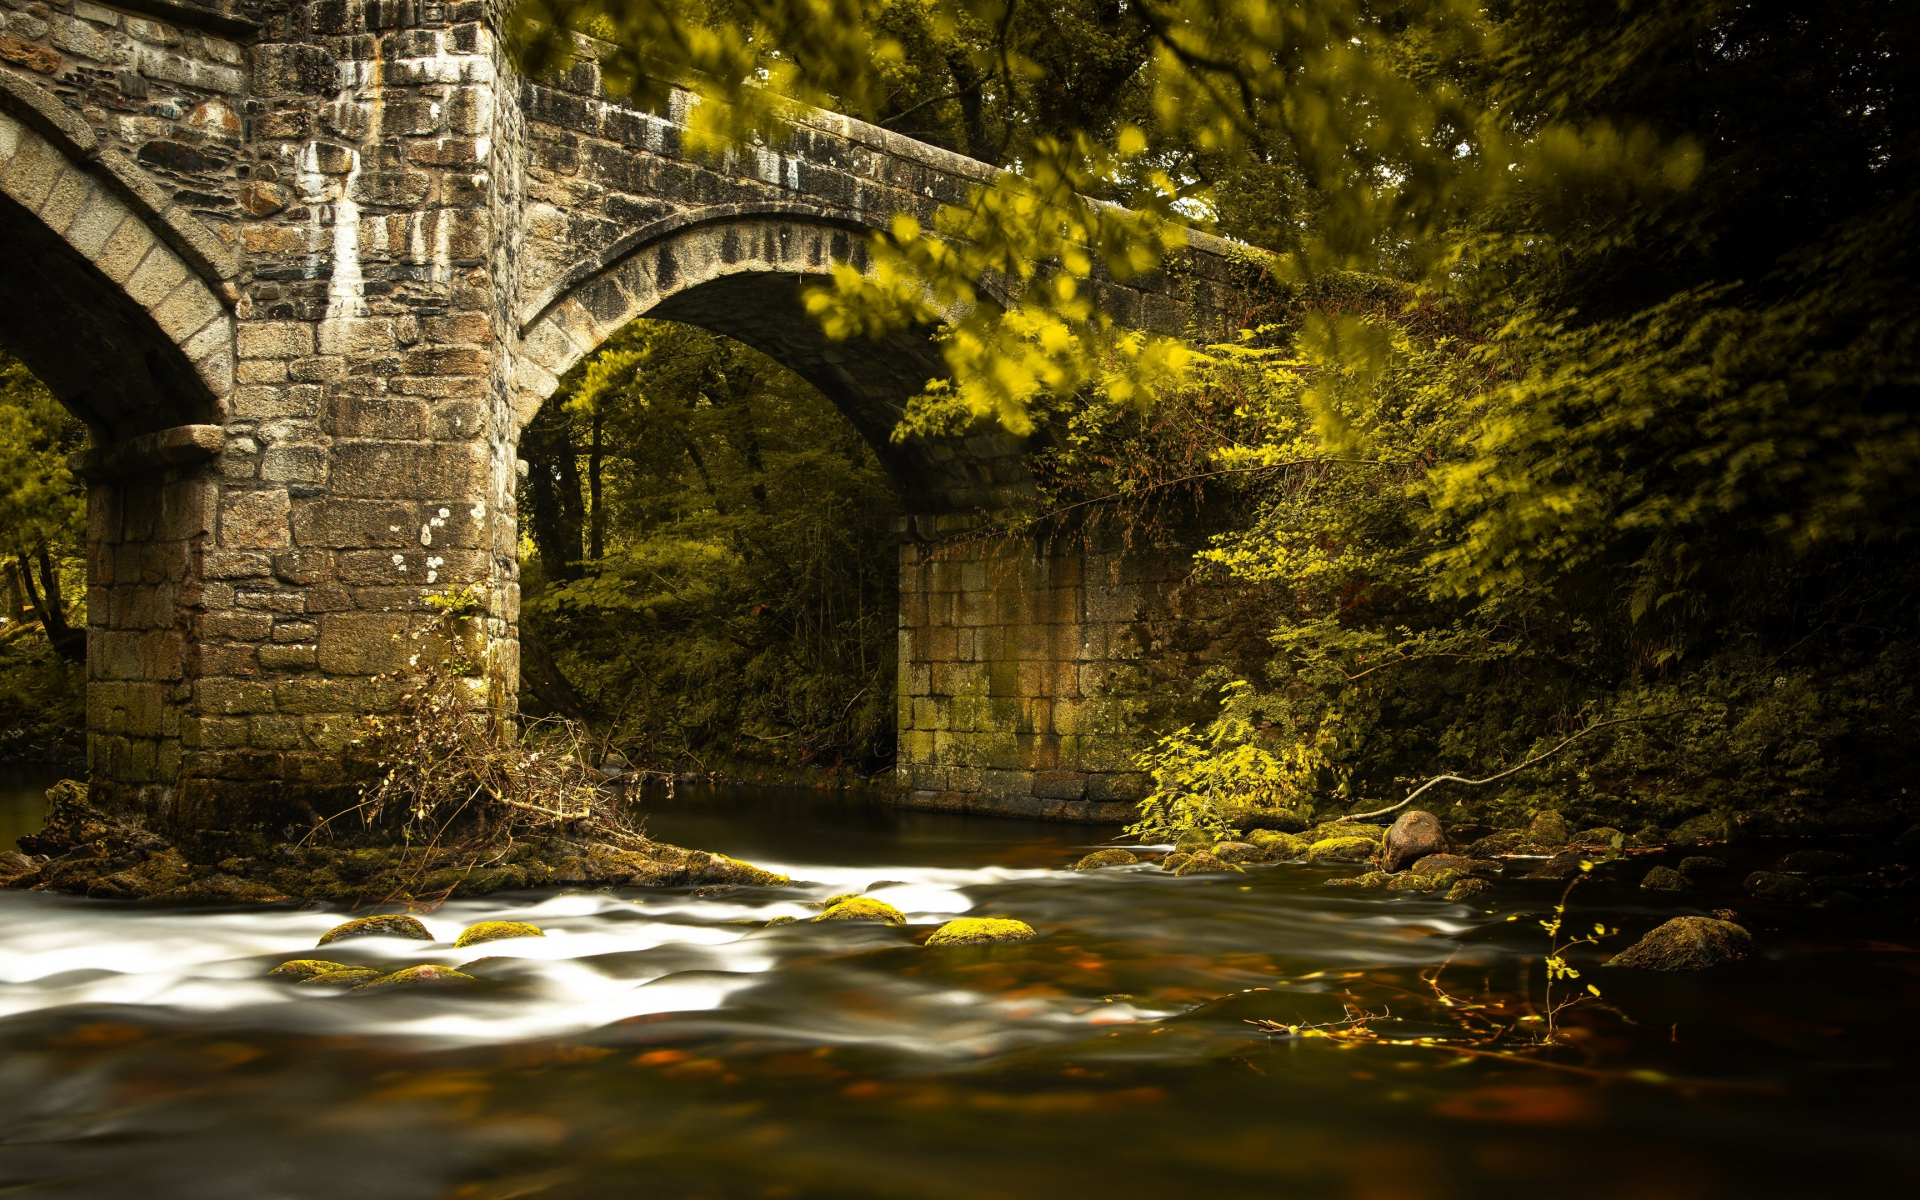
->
[1346,714,1672,821]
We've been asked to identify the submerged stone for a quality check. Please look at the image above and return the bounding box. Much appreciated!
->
[1380,810,1447,873]
[453,921,544,949]
[353,964,477,990]
[1608,917,1752,971]
[925,918,1037,947]
[1640,865,1686,892]
[1744,871,1811,903]
[1073,848,1140,870]
[317,914,433,946]
[1324,872,1391,889]
[813,897,906,924]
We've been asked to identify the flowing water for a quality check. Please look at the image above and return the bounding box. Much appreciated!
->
[1,769,1915,1198]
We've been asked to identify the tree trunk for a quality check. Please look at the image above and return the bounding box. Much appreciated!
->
[588,407,606,561]
[18,547,83,662]
[521,403,586,581]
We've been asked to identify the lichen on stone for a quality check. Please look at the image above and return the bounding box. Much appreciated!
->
[924,917,1037,946]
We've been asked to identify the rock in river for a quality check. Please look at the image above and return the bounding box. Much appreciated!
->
[1073,849,1140,870]
[317,915,433,946]
[353,965,477,990]
[1608,917,1752,970]
[1445,878,1493,902]
[813,897,906,924]
[1172,852,1239,876]
[925,918,1037,947]
[1380,810,1447,872]
[453,921,544,948]
[1640,866,1687,892]
[1744,871,1811,903]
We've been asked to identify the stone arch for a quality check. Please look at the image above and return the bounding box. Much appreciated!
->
[0,106,233,444]
[513,208,1032,514]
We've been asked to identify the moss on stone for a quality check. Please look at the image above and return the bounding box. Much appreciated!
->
[1744,870,1811,902]
[1306,836,1377,864]
[1324,872,1392,889]
[453,921,544,948]
[1210,841,1264,863]
[1607,917,1752,970]
[813,897,906,924]
[1640,865,1687,892]
[1445,878,1493,902]
[1172,851,1239,876]
[297,966,385,988]
[1678,856,1728,877]
[1308,821,1385,845]
[924,917,1038,946]
[352,964,477,989]
[1159,853,1193,873]
[317,914,434,946]
[1073,848,1141,870]
[269,959,350,981]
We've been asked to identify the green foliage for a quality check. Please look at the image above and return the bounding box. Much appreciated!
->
[0,350,85,560]
[518,321,900,773]
[1125,680,1324,843]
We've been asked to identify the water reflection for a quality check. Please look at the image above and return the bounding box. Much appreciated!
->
[0,782,1913,1197]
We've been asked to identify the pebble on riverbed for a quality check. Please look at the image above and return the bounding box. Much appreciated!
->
[317,915,433,946]
[925,918,1037,947]
[1607,917,1752,970]
[813,897,906,924]
[453,921,544,948]
[1074,849,1141,870]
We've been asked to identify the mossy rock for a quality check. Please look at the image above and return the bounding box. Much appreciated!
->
[1324,872,1391,890]
[816,892,863,908]
[453,921,544,949]
[1629,824,1668,847]
[1608,917,1752,971]
[1215,803,1310,833]
[1827,803,1904,838]
[1744,870,1811,903]
[925,918,1037,947]
[1640,865,1687,892]
[1257,833,1310,861]
[297,966,385,988]
[1573,826,1625,848]
[1445,878,1493,903]
[1172,852,1239,876]
[1671,813,1731,845]
[765,915,798,927]
[1159,853,1193,873]
[269,959,351,981]
[1678,856,1728,878]
[1775,850,1851,874]
[1210,841,1265,864]
[1073,848,1140,870]
[1306,836,1376,864]
[1467,830,1529,856]
[1386,872,1437,892]
[1527,810,1573,847]
[1308,821,1385,845]
[353,964,477,990]
[813,897,906,924]
[317,914,433,946]
[1173,831,1216,853]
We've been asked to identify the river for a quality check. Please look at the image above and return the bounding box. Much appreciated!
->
[0,768,1913,1197]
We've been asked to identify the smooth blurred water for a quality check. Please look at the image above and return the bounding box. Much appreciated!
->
[0,782,1914,1198]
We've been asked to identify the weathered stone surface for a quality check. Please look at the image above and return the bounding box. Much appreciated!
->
[1073,848,1140,870]
[1380,810,1446,872]
[1608,917,1753,971]
[454,921,545,948]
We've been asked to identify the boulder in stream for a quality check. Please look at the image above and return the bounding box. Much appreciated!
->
[1522,851,1586,881]
[1073,849,1140,870]
[1247,830,1309,860]
[298,965,385,987]
[1640,866,1687,892]
[924,918,1037,947]
[1678,856,1728,878]
[270,959,353,981]
[813,897,906,924]
[1527,810,1573,848]
[317,915,434,946]
[1445,878,1493,902]
[1744,871,1812,902]
[1380,811,1447,872]
[1210,841,1264,864]
[1306,837,1376,864]
[1608,917,1752,970]
[1172,852,1239,876]
[453,921,544,949]
[353,964,477,990]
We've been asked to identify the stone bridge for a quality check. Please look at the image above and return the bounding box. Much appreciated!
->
[0,0,1247,836]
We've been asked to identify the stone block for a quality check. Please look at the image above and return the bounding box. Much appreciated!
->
[219,488,291,548]
[329,442,487,500]
[238,322,315,359]
[1032,769,1087,800]
[316,611,414,674]
[197,678,275,716]
[257,643,317,671]
[290,498,416,549]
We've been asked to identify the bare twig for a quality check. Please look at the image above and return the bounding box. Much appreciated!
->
[1347,713,1674,821]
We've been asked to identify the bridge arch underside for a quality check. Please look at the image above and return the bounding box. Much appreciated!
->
[0,115,237,823]
[518,217,1187,820]
[518,216,1036,515]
